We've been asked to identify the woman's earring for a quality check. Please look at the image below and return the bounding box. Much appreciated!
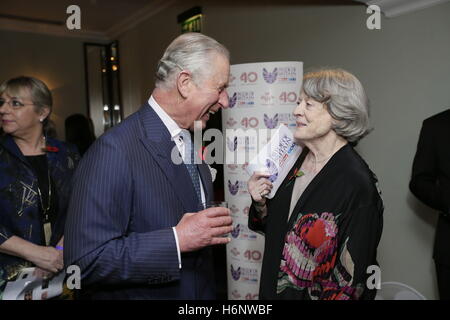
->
[39,118,43,122]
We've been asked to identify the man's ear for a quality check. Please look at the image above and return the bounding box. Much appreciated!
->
[39,106,51,121]
[176,70,193,99]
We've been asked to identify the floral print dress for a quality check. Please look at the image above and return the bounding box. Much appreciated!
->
[249,144,384,300]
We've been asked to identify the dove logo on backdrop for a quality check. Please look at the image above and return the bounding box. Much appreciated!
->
[262,68,278,84]
[227,180,248,196]
[231,224,257,241]
[228,92,237,108]
[264,114,279,129]
[230,265,259,283]
[230,265,241,281]
[228,180,240,195]
[231,224,241,238]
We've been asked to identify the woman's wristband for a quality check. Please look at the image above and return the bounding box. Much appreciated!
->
[55,245,64,251]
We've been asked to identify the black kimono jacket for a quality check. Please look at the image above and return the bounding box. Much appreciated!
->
[249,144,384,300]
[0,135,80,296]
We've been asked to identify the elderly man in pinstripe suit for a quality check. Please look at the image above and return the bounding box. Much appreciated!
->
[64,33,232,299]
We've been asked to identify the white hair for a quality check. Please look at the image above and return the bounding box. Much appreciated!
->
[155,33,230,90]
[302,68,372,143]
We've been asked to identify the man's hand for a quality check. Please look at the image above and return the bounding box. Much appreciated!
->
[175,207,233,252]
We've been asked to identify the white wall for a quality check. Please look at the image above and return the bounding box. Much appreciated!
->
[118,2,450,299]
[0,30,87,140]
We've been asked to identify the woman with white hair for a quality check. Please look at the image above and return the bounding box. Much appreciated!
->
[248,68,384,300]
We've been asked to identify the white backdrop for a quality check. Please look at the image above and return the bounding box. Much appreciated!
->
[222,61,303,300]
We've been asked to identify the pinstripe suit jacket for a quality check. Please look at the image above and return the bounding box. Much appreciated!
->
[64,103,216,299]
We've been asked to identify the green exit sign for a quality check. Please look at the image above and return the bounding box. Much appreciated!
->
[178,7,202,33]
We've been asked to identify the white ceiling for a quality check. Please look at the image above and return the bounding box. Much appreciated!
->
[354,0,450,17]
[0,0,175,41]
[0,0,359,32]
[0,0,151,31]
[0,0,360,41]
[1,0,448,41]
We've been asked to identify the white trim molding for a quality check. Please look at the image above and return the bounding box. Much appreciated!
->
[0,0,177,42]
[355,0,450,18]
[106,0,177,39]
[0,16,109,42]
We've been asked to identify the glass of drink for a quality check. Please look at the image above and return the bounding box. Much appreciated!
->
[203,201,230,237]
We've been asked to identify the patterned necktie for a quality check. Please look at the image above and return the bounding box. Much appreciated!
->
[180,130,202,206]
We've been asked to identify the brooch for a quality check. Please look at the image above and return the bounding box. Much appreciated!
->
[45,146,59,153]
[286,167,304,187]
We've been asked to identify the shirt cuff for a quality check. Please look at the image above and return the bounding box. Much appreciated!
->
[172,227,182,269]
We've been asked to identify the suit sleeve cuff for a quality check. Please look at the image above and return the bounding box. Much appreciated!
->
[172,227,182,269]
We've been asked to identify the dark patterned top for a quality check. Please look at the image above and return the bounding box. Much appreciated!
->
[249,144,384,300]
[0,135,80,296]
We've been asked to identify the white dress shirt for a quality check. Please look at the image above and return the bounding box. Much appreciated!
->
[148,96,206,269]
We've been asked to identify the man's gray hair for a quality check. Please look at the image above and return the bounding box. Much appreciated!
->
[302,68,372,143]
[155,32,230,89]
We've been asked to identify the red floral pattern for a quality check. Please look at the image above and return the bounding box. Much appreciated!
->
[277,212,361,300]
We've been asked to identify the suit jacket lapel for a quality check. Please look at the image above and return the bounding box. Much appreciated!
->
[137,103,200,212]
[198,163,212,202]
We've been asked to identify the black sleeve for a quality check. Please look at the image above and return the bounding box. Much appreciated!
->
[312,202,383,300]
[248,201,268,235]
[409,120,446,212]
